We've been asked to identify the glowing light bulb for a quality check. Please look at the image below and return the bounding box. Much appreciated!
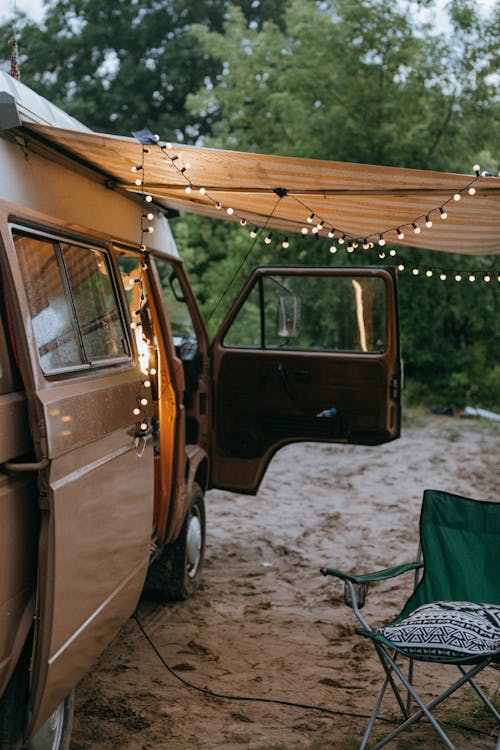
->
[362,240,370,249]
[150,368,157,375]
[484,274,491,283]
[347,245,355,253]
[144,380,151,388]
[301,227,309,235]
[312,226,319,234]
[425,216,433,228]
[440,273,447,281]
[307,214,314,224]
[145,195,153,203]
[473,164,480,173]
[397,228,405,239]
[455,273,462,282]
[250,228,258,238]
[226,207,234,215]
[240,218,247,226]
[412,223,421,234]
[453,193,461,201]
[145,212,154,221]
[468,187,476,195]
[426,270,433,277]
[215,202,222,210]
[397,264,405,271]
[338,235,346,245]
[329,244,337,253]
[389,249,396,256]
[469,274,475,282]
[135,178,143,186]
[378,235,386,246]
[185,184,192,194]
[140,397,148,406]
[439,208,447,219]
[131,165,142,173]
[264,233,272,245]
[133,407,140,416]
[140,422,148,431]
[199,187,206,195]
[282,238,289,249]
[327,230,335,239]
[412,268,420,275]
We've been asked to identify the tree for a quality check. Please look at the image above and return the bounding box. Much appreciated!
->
[1,0,288,140]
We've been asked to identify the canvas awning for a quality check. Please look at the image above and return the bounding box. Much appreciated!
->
[23,122,500,255]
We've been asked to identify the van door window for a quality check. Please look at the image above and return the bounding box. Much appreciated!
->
[223,273,387,353]
[153,258,198,354]
[13,231,129,373]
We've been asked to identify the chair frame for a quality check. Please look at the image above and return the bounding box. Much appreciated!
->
[321,489,500,750]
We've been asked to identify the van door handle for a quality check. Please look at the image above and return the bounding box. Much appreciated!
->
[277,362,298,400]
[3,458,49,473]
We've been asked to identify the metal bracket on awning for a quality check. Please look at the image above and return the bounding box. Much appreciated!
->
[0,92,22,131]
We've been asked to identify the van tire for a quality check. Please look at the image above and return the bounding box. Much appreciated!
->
[145,483,206,600]
[0,638,74,750]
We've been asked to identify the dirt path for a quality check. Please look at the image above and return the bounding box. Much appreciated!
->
[70,412,500,750]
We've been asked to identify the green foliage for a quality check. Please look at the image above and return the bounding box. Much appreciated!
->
[1,0,287,140]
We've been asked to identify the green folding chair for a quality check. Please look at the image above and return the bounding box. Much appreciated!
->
[321,488,500,749]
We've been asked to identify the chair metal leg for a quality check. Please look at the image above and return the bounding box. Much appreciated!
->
[359,675,391,750]
[406,656,415,716]
[365,648,490,750]
[373,643,409,719]
[457,665,500,721]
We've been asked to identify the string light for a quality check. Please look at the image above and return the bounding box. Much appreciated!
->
[132,133,497,287]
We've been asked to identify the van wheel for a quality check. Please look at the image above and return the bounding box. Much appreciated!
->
[0,639,74,750]
[145,483,206,600]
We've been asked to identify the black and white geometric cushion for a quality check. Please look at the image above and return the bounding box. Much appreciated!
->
[378,601,500,658]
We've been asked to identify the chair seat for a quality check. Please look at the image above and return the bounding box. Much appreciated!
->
[377,601,500,659]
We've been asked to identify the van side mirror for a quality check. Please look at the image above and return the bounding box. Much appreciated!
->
[277,294,301,338]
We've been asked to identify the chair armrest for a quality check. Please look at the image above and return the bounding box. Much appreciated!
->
[320,561,423,620]
[320,561,423,585]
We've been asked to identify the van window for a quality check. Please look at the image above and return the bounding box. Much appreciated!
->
[223,273,388,353]
[13,231,129,373]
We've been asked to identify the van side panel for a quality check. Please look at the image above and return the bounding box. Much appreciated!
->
[0,137,177,255]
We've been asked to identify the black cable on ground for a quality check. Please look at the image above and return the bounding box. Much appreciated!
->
[133,611,395,725]
[132,611,496,739]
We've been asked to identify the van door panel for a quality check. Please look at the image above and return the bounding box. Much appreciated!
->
[2,226,154,734]
[211,267,400,493]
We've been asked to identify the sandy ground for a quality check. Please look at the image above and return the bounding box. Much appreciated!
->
[70,412,500,750]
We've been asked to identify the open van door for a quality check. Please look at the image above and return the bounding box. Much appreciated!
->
[210,266,401,493]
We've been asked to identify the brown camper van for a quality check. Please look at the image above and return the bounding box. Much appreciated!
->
[0,73,401,749]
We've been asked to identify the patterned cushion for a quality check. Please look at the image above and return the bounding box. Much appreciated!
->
[378,601,500,658]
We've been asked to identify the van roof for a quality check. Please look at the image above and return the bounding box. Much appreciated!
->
[0,70,91,132]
